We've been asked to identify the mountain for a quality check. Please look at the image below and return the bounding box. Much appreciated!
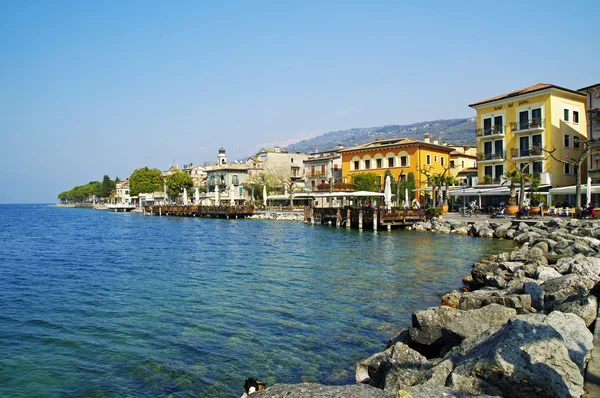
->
[284,118,477,153]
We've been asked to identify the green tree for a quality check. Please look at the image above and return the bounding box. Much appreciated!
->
[351,172,380,192]
[101,175,114,198]
[165,170,194,197]
[129,167,164,197]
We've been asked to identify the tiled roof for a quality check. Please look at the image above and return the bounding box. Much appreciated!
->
[469,83,584,107]
[579,82,600,92]
[339,137,453,153]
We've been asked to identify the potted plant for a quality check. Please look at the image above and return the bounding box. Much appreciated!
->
[483,175,493,185]
[425,206,443,220]
[503,169,520,215]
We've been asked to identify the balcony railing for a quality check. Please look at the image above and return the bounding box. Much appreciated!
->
[511,147,543,158]
[476,125,505,137]
[307,172,328,177]
[478,151,506,161]
[511,118,545,132]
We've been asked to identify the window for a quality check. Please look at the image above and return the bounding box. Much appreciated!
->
[441,157,445,166]
[484,165,493,179]
[388,157,394,167]
[520,107,542,129]
[365,159,371,169]
[565,163,571,175]
[461,161,465,168]
[291,158,294,163]
[354,160,359,170]
[494,115,503,133]
[426,154,431,165]
[321,165,326,175]
[333,164,338,171]
[483,117,492,135]
[400,156,408,167]
[233,175,238,184]
[494,165,504,182]
[521,163,530,174]
[564,109,569,121]
[484,141,493,158]
[532,134,542,148]
[532,161,542,174]
[519,136,529,156]
[434,155,438,163]
[494,140,503,157]
[376,158,383,168]
[450,160,455,168]
[564,135,571,148]
[573,111,579,123]
[574,136,580,149]
[125,190,129,195]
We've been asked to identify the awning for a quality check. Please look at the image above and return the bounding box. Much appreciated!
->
[447,186,510,197]
[548,184,600,195]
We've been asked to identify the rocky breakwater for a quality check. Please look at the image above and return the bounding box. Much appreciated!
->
[250,218,600,397]
[249,211,304,222]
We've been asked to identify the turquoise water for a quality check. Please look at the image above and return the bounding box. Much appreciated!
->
[0,204,515,397]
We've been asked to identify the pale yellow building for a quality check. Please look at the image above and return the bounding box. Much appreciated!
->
[469,83,588,189]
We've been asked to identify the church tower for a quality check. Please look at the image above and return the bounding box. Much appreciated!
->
[217,146,227,165]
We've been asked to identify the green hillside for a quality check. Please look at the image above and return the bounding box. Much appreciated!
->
[284,118,477,153]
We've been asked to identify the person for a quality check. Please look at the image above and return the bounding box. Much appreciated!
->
[412,198,420,209]
[469,200,478,212]
[492,206,505,218]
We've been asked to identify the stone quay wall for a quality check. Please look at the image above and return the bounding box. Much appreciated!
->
[251,217,600,397]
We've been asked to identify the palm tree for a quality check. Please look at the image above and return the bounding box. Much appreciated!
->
[503,169,520,206]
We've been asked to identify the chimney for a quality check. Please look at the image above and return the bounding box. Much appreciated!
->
[442,140,448,146]
[433,138,439,145]
[274,146,280,153]
[424,133,430,143]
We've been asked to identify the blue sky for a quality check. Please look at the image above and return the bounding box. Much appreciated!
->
[1,1,598,203]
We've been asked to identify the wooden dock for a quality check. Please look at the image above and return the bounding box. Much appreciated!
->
[306,207,425,230]
[144,205,254,218]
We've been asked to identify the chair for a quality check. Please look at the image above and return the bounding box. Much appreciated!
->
[547,206,556,216]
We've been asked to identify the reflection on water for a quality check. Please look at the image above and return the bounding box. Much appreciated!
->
[0,205,515,397]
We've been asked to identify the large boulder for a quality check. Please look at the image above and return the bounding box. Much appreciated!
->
[492,223,511,239]
[446,373,503,396]
[356,343,432,392]
[556,254,600,282]
[535,266,562,281]
[542,274,589,302]
[523,281,544,311]
[443,304,516,345]
[252,383,394,398]
[458,289,505,311]
[545,294,598,327]
[482,294,534,314]
[394,384,501,397]
[451,317,586,397]
[409,306,464,346]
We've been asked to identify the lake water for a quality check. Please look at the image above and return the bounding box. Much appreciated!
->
[0,204,515,397]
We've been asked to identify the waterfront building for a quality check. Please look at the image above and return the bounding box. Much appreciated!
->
[448,145,478,186]
[303,145,344,192]
[246,146,310,196]
[115,179,131,205]
[339,134,454,203]
[204,147,250,205]
[579,83,600,182]
[469,83,588,195]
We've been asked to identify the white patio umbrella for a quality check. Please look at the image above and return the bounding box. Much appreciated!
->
[194,187,199,204]
[405,188,409,209]
[263,184,267,206]
[383,175,392,208]
[214,184,220,205]
[183,187,188,206]
[229,184,235,206]
[587,176,592,207]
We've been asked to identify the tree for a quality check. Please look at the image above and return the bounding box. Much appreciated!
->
[398,172,416,206]
[129,167,164,197]
[351,172,380,192]
[165,170,194,198]
[503,169,520,206]
[504,160,533,209]
[101,175,114,198]
[537,140,594,212]
[418,166,450,207]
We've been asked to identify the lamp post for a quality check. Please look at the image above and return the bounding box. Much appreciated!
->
[462,182,466,216]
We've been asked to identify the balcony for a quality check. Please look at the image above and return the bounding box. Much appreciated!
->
[477,125,505,139]
[510,147,544,159]
[477,151,506,162]
[307,172,328,178]
[511,118,545,133]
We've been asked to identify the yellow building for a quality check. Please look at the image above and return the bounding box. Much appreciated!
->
[469,83,587,189]
[339,135,454,200]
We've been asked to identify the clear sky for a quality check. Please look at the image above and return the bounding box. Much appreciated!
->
[1,0,598,203]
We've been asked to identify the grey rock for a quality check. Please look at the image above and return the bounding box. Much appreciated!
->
[253,383,394,398]
[394,385,501,398]
[482,294,534,314]
[492,223,511,239]
[556,254,600,281]
[419,358,454,386]
[523,281,544,311]
[443,304,516,345]
[440,290,462,308]
[447,373,503,396]
[387,328,411,348]
[542,274,589,302]
[535,266,562,281]
[458,290,504,311]
[452,317,585,398]
[546,294,598,327]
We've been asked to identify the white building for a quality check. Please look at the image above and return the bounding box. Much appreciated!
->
[303,146,343,191]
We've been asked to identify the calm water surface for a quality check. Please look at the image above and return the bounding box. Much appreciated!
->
[0,204,515,397]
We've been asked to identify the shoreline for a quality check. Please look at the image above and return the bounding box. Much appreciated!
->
[252,217,600,397]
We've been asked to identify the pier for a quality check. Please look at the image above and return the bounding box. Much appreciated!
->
[144,205,254,218]
[306,207,425,230]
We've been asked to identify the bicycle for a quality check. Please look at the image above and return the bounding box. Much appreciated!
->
[464,207,482,217]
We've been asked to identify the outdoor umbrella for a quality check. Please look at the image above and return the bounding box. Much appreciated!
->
[183,187,188,206]
[215,184,219,205]
[405,188,409,209]
[194,187,199,204]
[384,175,392,208]
[263,184,267,206]
[229,184,235,206]
[587,176,592,207]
